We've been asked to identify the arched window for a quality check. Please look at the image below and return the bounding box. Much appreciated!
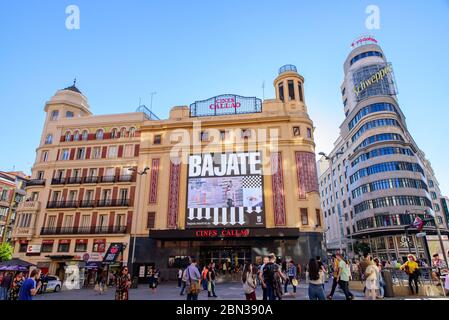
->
[73,130,80,141]
[96,129,104,140]
[120,127,127,138]
[82,130,89,141]
[45,134,53,144]
[65,131,71,142]
[111,128,118,139]
[129,127,136,138]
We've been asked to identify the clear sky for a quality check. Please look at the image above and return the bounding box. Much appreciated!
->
[1,1,448,194]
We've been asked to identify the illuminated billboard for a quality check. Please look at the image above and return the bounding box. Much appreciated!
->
[186,152,265,228]
[189,94,262,117]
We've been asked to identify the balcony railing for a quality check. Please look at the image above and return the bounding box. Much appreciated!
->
[40,225,127,235]
[50,175,134,186]
[118,175,133,182]
[26,179,46,187]
[47,199,130,209]
[100,176,115,183]
[67,177,82,184]
[17,200,40,212]
[83,176,99,184]
[51,178,66,185]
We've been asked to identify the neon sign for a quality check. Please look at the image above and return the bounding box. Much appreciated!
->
[351,35,378,48]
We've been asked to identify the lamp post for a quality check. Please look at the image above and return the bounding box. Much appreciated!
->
[425,208,449,269]
[127,166,149,277]
[319,151,344,254]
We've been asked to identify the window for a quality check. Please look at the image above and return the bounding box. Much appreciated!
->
[351,118,400,143]
[37,171,44,180]
[124,145,134,158]
[154,135,162,145]
[431,192,437,200]
[98,214,108,228]
[241,129,252,139]
[108,146,118,159]
[1,190,8,201]
[58,240,70,252]
[41,241,54,253]
[129,127,136,138]
[354,196,432,214]
[63,215,73,228]
[41,151,49,162]
[119,188,128,201]
[315,209,321,227]
[278,82,284,101]
[351,147,414,167]
[300,208,309,225]
[93,239,106,252]
[92,147,101,159]
[343,99,347,107]
[343,200,347,208]
[287,80,295,101]
[75,240,88,252]
[50,110,59,121]
[47,215,56,229]
[76,148,85,160]
[120,127,127,138]
[219,130,227,141]
[341,88,346,96]
[350,161,425,184]
[349,102,398,130]
[111,128,118,139]
[81,215,90,228]
[116,214,126,227]
[31,192,39,201]
[200,131,209,142]
[147,212,156,229]
[307,128,312,139]
[82,130,88,141]
[298,82,304,102]
[61,149,70,160]
[19,241,28,253]
[96,129,104,140]
[293,126,300,136]
[73,130,79,141]
[434,203,441,212]
[350,50,383,65]
[45,134,53,144]
[65,131,71,141]
[66,111,74,118]
[428,180,434,188]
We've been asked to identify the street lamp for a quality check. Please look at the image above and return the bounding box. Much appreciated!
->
[127,166,149,277]
[319,151,344,254]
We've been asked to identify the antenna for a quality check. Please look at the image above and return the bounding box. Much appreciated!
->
[73,78,77,86]
[138,97,142,107]
[262,81,265,100]
[150,92,157,112]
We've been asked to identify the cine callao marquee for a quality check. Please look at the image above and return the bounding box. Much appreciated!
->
[186,152,265,229]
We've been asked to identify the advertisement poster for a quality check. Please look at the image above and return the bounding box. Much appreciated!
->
[186,152,265,228]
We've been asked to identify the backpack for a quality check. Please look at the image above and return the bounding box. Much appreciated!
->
[263,263,275,284]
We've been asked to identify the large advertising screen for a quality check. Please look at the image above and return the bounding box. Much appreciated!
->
[186,151,265,228]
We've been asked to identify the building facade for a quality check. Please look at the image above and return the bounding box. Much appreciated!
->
[13,65,324,283]
[0,171,28,243]
[318,36,449,261]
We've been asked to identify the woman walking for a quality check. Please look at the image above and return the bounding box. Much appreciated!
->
[8,272,24,301]
[400,254,420,295]
[374,258,384,298]
[148,266,159,294]
[115,266,131,300]
[201,265,209,291]
[207,263,217,298]
[364,259,379,300]
[307,258,326,300]
[242,263,257,300]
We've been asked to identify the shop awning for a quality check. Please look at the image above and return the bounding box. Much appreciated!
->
[0,258,35,269]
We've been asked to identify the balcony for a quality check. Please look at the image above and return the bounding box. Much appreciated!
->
[83,176,99,184]
[26,179,46,187]
[17,200,41,212]
[100,176,115,183]
[46,199,130,209]
[118,175,133,182]
[40,225,127,235]
[51,178,66,185]
[66,177,82,184]
[49,175,134,186]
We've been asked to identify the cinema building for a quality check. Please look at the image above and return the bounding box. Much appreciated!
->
[318,36,449,261]
[13,65,324,282]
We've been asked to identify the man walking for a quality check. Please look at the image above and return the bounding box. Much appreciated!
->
[0,272,12,300]
[335,253,354,300]
[19,269,42,301]
[185,258,201,301]
[284,261,297,294]
[261,254,277,300]
[258,256,269,300]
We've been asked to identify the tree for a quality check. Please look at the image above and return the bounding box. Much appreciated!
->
[0,242,13,262]
[353,241,371,257]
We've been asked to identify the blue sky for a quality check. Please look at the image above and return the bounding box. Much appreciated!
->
[1,0,448,194]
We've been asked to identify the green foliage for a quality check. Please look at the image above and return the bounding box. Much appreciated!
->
[353,241,371,256]
[0,242,13,262]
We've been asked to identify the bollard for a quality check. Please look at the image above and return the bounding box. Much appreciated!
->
[382,270,394,297]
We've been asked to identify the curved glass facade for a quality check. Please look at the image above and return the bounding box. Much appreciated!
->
[349,161,424,184]
[348,102,398,130]
[350,51,383,66]
[351,146,414,167]
[354,195,432,214]
[352,178,428,199]
[351,118,400,142]
[355,133,404,151]
[356,212,432,231]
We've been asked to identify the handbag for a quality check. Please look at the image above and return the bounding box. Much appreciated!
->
[207,281,212,292]
[94,283,100,292]
[292,278,298,287]
[187,268,201,295]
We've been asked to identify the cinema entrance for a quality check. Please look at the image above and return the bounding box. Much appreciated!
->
[199,246,251,272]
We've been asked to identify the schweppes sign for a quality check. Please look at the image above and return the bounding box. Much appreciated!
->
[353,64,393,97]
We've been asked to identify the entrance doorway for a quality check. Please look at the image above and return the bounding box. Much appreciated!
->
[199,246,251,273]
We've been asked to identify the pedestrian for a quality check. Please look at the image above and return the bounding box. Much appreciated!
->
[272,261,285,300]
[18,269,42,301]
[242,263,257,300]
[148,266,159,294]
[373,258,384,298]
[258,256,269,300]
[177,268,183,288]
[284,260,297,294]
[316,256,327,289]
[400,254,420,295]
[115,266,131,300]
[201,265,209,291]
[185,258,201,301]
[327,254,339,300]
[98,271,106,295]
[180,267,188,296]
[364,259,379,300]
[431,253,447,285]
[8,272,24,300]
[335,253,354,300]
[260,254,277,300]
[0,272,12,300]
[307,258,326,300]
[207,262,218,298]
[359,253,371,294]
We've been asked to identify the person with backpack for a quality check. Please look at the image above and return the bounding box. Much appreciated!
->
[260,254,277,300]
[258,256,269,300]
[400,254,420,295]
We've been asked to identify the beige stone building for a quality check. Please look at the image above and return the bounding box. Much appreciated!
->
[13,65,324,283]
